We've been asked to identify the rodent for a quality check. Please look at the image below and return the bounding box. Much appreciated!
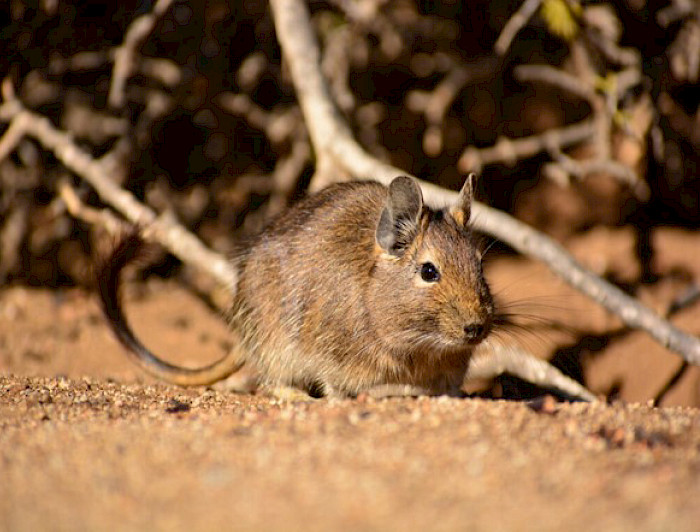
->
[98,175,495,397]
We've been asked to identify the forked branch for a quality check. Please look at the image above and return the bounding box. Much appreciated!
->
[0,97,237,290]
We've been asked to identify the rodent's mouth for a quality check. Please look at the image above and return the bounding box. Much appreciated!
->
[449,327,493,350]
[402,326,490,355]
[464,337,487,347]
[463,320,492,345]
[418,334,485,354]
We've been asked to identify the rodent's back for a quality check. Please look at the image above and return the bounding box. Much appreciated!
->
[233,181,389,392]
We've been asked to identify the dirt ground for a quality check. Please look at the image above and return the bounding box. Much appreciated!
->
[1,225,700,531]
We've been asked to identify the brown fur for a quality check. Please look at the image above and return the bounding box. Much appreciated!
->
[98,177,494,397]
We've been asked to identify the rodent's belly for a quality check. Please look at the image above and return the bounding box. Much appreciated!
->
[246,333,473,396]
[231,293,473,395]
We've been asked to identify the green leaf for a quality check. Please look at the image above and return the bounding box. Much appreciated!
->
[540,0,579,41]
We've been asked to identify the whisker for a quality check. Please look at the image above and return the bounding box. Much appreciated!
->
[501,312,582,336]
[487,328,554,355]
[494,312,572,330]
[481,238,498,258]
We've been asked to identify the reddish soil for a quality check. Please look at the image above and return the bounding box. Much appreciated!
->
[1,225,699,530]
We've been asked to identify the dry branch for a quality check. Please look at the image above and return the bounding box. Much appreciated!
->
[511,61,646,197]
[409,59,498,157]
[458,119,596,174]
[658,92,700,148]
[321,23,355,114]
[494,0,544,56]
[0,112,29,162]
[656,0,696,27]
[108,0,174,109]
[269,0,700,368]
[546,146,648,199]
[266,138,311,217]
[514,64,597,104]
[57,179,128,237]
[216,92,300,144]
[0,99,237,290]
[469,345,597,402]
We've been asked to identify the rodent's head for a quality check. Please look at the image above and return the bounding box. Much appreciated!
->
[369,175,494,355]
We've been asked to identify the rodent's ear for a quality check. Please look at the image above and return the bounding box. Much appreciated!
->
[451,173,476,227]
[376,176,424,256]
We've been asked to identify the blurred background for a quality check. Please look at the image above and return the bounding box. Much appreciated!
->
[0,0,698,404]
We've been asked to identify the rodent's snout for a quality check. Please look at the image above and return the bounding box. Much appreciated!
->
[463,319,491,344]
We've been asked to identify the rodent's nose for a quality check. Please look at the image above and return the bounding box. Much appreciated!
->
[464,322,489,342]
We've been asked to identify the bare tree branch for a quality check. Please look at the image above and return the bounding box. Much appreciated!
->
[495,0,544,56]
[469,345,598,402]
[49,51,181,88]
[216,92,300,144]
[658,91,700,148]
[266,138,311,217]
[545,146,650,200]
[657,0,696,27]
[108,0,174,109]
[269,0,700,368]
[513,60,648,197]
[471,205,700,366]
[458,119,597,174]
[0,99,238,290]
[57,179,128,236]
[0,111,29,162]
[408,58,498,157]
[514,64,597,104]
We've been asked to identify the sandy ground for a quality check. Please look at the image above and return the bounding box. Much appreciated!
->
[2,376,699,531]
[1,226,700,531]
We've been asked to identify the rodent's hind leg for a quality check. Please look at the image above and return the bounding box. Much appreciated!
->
[211,365,260,394]
[261,385,318,402]
[363,384,434,399]
[362,383,467,399]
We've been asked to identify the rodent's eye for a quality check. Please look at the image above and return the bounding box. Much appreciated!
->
[420,262,441,283]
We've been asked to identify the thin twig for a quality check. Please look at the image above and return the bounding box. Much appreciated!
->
[269,0,700,368]
[546,145,649,199]
[495,0,544,56]
[653,361,689,406]
[613,67,644,101]
[458,119,596,174]
[514,64,597,103]
[216,92,300,144]
[108,0,174,109]
[0,112,30,162]
[653,284,700,404]
[321,23,355,113]
[266,138,311,217]
[658,93,700,148]
[57,179,128,236]
[656,0,696,27]
[409,59,498,156]
[569,39,611,162]
[0,100,237,290]
[591,33,640,67]
[513,60,647,196]
[49,51,181,87]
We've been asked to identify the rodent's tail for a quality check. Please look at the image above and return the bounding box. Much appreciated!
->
[97,232,244,386]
